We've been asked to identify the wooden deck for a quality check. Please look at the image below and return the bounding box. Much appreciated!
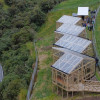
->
[69,80,100,92]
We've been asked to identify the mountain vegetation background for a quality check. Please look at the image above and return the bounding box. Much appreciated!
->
[0,0,65,100]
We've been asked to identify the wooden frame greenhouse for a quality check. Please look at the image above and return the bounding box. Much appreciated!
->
[54,34,94,57]
[51,14,100,98]
[51,47,97,97]
[56,15,84,29]
[55,24,87,41]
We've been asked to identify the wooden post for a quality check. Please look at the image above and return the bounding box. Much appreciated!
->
[57,86,58,94]
[67,91,69,99]
[72,91,73,98]
[62,89,63,99]
[82,91,84,98]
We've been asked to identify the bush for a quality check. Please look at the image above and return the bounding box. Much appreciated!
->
[8,5,18,17]
[18,89,27,100]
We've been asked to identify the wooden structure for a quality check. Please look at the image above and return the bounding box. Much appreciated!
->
[56,15,83,29]
[55,24,87,41]
[51,47,100,98]
[54,34,94,57]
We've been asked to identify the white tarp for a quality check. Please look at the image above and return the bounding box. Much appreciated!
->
[77,7,89,16]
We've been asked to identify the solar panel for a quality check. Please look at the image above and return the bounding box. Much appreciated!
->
[55,34,91,53]
[55,24,85,36]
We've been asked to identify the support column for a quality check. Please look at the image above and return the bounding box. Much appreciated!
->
[82,91,84,98]
[72,91,73,98]
[62,89,63,99]
[57,86,58,94]
[67,91,69,99]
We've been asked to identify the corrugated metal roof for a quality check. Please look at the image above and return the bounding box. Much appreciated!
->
[52,48,83,74]
[77,7,89,16]
[54,34,91,53]
[57,15,81,25]
[55,24,85,36]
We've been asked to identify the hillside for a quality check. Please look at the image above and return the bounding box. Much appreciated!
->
[31,0,100,100]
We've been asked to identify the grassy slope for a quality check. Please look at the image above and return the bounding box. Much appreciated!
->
[95,8,100,81]
[95,10,100,57]
[31,0,100,100]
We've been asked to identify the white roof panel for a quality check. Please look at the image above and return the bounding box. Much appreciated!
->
[57,15,81,25]
[52,49,83,74]
[77,7,89,16]
[54,34,91,53]
[55,24,85,36]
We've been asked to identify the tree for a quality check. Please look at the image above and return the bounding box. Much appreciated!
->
[0,74,20,100]
[4,0,13,6]
[11,27,34,46]
[30,5,46,26]
[40,0,54,13]
[3,79,23,100]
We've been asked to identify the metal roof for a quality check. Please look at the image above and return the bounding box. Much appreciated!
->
[54,34,91,53]
[52,48,83,74]
[55,24,85,36]
[77,7,89,16]
[56,15,81,25]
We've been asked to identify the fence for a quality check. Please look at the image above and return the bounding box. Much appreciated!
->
[92,6,100,65]
[26,40,38,100]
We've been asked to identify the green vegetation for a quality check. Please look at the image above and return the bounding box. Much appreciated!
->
[95,9,100,57]
[0,0,9,10]
[31,0,100,100]
[0,0,64,100]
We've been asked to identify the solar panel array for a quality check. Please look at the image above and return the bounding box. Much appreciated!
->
[54,34,91,53]
[57,15,81,25]
[55,24,85,36]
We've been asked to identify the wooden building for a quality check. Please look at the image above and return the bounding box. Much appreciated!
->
[56,15,83,29]
[51,47,98,96]
[55,24,86,41]
[54,34,94,57]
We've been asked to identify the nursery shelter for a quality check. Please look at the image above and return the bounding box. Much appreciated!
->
[55,24,86,41]
[51,47,100,98]
[54,34,94,57]
[56,15,83,29]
